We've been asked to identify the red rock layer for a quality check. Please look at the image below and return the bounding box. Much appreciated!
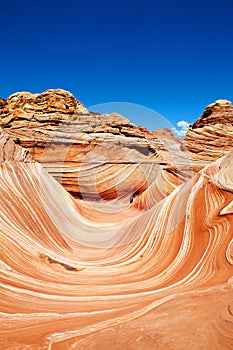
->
[185,100,233,162]
[0,89,190,198]
[0,136,232,348]
[0,127,32,162]
[0,92,233,349]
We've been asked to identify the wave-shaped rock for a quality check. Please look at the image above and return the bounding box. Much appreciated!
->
[0,91,233,349]
[0,144,232,349]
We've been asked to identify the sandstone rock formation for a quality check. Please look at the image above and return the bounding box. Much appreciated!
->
[0,127,32,162]
[0,91,233,349]
[0,89,189,199]
[0,97,5,108]
[0,98,6,118]
[185,99,233,161]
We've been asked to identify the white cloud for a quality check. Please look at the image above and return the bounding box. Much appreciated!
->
[171,120,190,138]
[177,120,190,129]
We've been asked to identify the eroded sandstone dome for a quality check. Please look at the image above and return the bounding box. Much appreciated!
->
[185,99,233,161]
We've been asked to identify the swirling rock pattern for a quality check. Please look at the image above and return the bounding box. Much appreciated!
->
[0,92,233,349]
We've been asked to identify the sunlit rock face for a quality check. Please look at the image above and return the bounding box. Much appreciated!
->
[0,93,233,349]
[0,89,190,198]
[185,99,233,162]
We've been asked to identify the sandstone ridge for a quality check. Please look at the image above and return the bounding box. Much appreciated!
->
[185,99,233,161]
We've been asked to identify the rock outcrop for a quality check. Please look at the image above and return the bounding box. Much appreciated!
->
[185,99,233,161]
[0,98,6,118]
[0,97,5,108]
[0,136,232,349]
[0,127,32,162]
[0,89,188,198]
[0,91,233,349]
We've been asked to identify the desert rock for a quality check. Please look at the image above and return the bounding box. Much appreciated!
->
[0,91,232,349]
[185,99,233,161]
[0,89,188,198]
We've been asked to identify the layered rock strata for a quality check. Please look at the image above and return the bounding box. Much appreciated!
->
[185,99,233,161]
[0,91,233,349]
[0,138,232,349]
[0,89,190,198]
[0,127,32,162]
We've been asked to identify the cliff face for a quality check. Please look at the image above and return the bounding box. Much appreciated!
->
[185,99,233,161]
[0,91,233,349]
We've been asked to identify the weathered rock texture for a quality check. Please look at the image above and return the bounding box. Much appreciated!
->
[0,98,6,118]
[0,97,6,108]
[0,91,233,349]
[0,127,32,162]
[0,89,189,198]
[185,99,233,161]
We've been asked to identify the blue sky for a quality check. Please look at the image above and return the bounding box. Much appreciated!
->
[1,0,233,132]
